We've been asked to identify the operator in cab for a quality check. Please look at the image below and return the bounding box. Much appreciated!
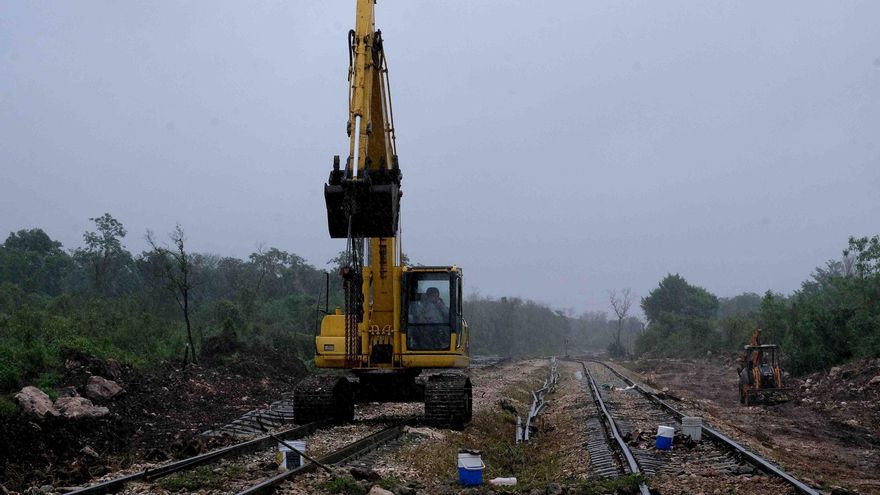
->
[418,286,449,324]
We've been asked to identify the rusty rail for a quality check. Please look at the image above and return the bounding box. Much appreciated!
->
[516,357,559,443]
[580,362,652,495]
[235,418,414,495]
[66,421,327,495]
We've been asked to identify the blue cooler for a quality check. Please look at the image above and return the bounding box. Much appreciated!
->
[457,450,485,486]
[656,425,674,450]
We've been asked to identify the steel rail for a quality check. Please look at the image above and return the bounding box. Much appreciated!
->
[581,362,652,495]
[590,360,821,495]
[517,357,559,442]
[66,421,327,495]
[236,418,414,495]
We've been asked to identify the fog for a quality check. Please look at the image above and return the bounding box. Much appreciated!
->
[2,1,878,312]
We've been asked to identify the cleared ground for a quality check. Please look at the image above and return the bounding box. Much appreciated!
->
[622,356,880,494]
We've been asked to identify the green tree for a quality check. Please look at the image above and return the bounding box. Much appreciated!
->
[641,274,719,323]
[636,274,719,357]
[717,292,762,319]
[73,213,134,295]
[0,229,72,295]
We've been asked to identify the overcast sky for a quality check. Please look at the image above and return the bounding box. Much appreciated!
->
[2,1,878,314]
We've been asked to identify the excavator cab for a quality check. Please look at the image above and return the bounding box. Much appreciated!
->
[402,268,466,352]
[312,266,469,370]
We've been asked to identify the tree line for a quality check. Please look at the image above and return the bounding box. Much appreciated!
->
[634,235,880,375]
[0,214,636,402]
[0,214,342,396]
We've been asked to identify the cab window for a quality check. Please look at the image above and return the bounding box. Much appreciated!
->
[406,273,452,350]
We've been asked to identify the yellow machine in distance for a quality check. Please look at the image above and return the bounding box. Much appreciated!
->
[294,0,471,429]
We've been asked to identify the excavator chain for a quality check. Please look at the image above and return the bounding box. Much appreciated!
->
[424,373,472,430]
[293,375,355,424]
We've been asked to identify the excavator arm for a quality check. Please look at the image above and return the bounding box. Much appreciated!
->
[325,0,400,240]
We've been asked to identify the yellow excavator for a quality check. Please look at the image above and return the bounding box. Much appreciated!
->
[294,0,472,429]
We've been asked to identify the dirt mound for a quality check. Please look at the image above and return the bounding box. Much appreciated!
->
[796,357,880,446]
[200,331,242,361]
[0,345,309,492]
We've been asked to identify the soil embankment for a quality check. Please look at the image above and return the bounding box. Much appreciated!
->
[0,347,308,492]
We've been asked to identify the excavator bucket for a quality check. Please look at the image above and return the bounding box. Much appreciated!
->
[324,163,401,239]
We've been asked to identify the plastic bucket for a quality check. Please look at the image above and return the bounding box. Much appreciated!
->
[655,425,674,450]
[681,417,702,442]
[457,452,485,486]
[278,440,306,470]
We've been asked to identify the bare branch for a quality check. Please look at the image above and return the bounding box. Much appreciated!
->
[609,288,633,320]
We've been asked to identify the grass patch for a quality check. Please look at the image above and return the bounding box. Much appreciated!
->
[0,396,18,417]
[574,474,645,494]
[36,371,60,400]
[156,465,245,491]
[322,475,367,495]
[397,363,565,490]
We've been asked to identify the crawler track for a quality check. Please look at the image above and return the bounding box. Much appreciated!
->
[578,360,820,495]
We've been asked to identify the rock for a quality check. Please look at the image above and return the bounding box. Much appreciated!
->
[545,482,563,495]
[80,446,100,459]
[85,376,124,401]
[39,485,53,494]
[56,386,79,398]
[868,375,880,386]
[498,398,519,415]
[403,426,445,440]
[145,448,169,461]
[104,359,123,380]
[54,396,109,419]
[15,386,59,419]
[350,467,381,481]
[391,485,416,495]
[368,486,394,495]
[730,465,755,475]
[830,366,841,377]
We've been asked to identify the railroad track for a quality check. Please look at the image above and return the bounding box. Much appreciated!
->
[235,418,413,495]
[65,415,414,495]
[577,360,821,495]
[64,421,327,495]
